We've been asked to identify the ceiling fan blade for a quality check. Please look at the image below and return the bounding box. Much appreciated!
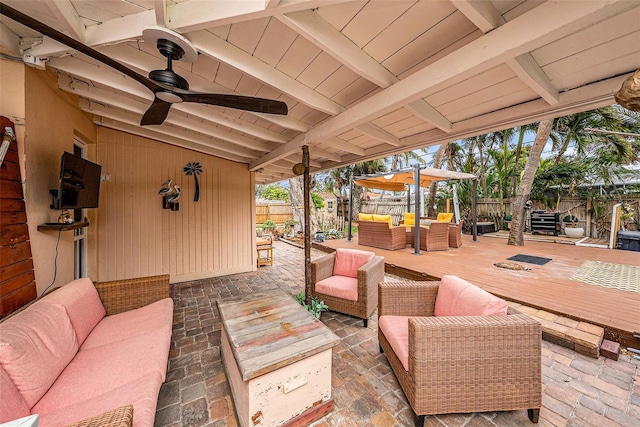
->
[141,98,172,126]
[181,93,288,115]
[0,3,159,93]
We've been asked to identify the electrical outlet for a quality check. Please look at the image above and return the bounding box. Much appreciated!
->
[101,173,111,182]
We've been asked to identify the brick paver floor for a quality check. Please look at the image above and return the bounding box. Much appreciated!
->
[155,241,639,427]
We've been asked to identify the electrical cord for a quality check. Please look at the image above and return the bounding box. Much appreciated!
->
[39,226,63,297]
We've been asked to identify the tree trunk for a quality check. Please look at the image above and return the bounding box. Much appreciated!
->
[289,177,319,234]
[428,143,447,216]
[508,120,553,246]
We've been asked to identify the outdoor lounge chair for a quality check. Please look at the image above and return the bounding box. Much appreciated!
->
[311,248,384,327]
[378,276,542,425]
[448,220,464,248]
[409,222,450,251]
[358,220,406,251]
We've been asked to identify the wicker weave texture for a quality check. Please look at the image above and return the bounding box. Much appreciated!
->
[357,221,407,250]
[311,252,384,323]
[378,280,542,417]
[65,405,133,427]
[410,223,449,251]
[448,221,463,248]
[95,274,170,316]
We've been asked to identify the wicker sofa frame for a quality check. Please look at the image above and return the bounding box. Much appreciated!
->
[310,251,384,327]
[448,220,464,248]
[357,220,406,251]
[378,280,541,425]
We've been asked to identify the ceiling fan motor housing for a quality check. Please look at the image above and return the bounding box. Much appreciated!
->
[149,39,189,90]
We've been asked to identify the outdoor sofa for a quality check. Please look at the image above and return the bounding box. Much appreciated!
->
[0,275,173,427]
[378,276,541,425]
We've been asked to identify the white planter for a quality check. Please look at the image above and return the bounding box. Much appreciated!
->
[565,227,584,238]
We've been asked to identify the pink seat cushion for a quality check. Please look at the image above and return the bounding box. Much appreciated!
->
[36,372,163,427]
[315,275,358,301]
[434,275,508,316]
[40,278,106,346]
[33,330,171,414]
[0,302,78,408]
[333,248,374,278]
[379,315,410,371]
[81,298,173,350]
[0,365,30,423]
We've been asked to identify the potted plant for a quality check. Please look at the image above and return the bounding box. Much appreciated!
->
[296,292,328,319]
[562,213,584,238]
[504,214,512,230]
[262,220,276,235]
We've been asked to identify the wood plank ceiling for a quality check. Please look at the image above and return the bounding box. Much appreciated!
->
[1,0,638,184]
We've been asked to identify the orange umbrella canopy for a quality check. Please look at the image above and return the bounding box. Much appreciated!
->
[354,168,476,191]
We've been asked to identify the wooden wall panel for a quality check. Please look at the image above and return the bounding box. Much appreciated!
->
[96,128,254,283]
[0,117,36,317]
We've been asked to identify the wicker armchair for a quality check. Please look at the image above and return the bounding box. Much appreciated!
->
[448,220,464,248]
[409,222,449,251]
[311,249,384,327]
[378,280,541,425]
[357,220,407,250]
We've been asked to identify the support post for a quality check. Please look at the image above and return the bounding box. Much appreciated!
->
[413,163,421,255]
[472,179,478,242]
[347,176,354,241]
[303,145,312,303]
[406,184,410,212]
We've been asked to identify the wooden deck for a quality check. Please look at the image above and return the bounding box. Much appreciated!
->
[315,232,640,348]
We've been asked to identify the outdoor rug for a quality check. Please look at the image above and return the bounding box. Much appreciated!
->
[571,260,640,293]
[507,254,552,265]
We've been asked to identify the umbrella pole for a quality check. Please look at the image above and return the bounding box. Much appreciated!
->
[472,179,478,242]
[413,163,421,256]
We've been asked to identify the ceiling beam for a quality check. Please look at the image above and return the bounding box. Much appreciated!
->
[154,0,166,26]
[309,146,342,162]
[80,99,257,160]
[250,0,632,170]
[95,117,247,162]
[356,123,402,147]
[276,10,452,132]
[452,0,559,104]
[46,0,85,42]
[321,137,365,156]
[47,56,292,143]
[188,30,344,115]
[58,74,274,152]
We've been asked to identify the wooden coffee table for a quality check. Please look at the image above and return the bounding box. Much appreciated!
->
[217,290,339,427]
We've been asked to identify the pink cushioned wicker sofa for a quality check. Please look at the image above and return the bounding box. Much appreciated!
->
[0,275,173,427]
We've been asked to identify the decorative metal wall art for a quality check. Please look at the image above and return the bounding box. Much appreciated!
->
[158,179,180,211]
[184,162,202,202]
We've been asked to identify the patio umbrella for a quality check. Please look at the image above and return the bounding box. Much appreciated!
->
[349,166,479,253]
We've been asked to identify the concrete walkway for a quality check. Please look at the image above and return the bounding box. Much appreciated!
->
[155,241,639,427]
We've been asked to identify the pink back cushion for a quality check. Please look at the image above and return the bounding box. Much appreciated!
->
[434,275,508,316]
[315,276,358,301]
[0,365,30,423]
[0,302,79,408]
[333,248,374,278]
[378,315,410,371]
[40,278,106,345]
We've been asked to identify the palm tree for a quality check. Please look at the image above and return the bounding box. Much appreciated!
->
[389,151,425,171]
[508,120,553,246]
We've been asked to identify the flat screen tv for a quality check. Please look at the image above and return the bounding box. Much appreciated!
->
[50,152,102,209]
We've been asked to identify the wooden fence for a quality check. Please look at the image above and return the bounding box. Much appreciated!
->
[256,203,293,225]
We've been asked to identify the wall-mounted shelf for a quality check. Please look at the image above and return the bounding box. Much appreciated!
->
[37,221,89,232]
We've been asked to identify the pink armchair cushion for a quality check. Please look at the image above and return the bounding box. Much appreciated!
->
[379,315,410,371]
[333,248,375,278]
[434,275,508,316]
[0,302,79,408]
[315,276,358,301]
[40,277,106,346]
[0,365,30,423]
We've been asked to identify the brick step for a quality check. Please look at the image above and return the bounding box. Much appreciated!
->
[509,303,604,358]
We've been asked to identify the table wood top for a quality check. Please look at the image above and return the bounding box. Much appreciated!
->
[217,290,339,381]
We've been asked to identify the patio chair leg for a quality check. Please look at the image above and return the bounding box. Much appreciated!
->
[527,408,540,423]
[379,345,384,353]
[414,414,425,427]
[363,318,368,328]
